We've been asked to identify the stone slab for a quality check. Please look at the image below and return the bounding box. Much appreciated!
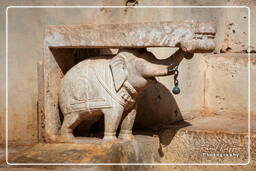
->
[45,21,215,49]
[159,116,252,164]
[8,116,255,165]
[9,135,160,164]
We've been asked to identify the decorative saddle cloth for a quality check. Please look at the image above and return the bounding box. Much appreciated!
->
[60,59,125,114]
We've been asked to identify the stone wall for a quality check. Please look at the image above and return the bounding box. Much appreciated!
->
[0,0,255,145]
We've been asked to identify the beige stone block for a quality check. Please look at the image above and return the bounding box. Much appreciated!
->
[204,53,256,117]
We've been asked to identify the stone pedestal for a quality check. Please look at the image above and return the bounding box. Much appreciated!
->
[9,116,253,165]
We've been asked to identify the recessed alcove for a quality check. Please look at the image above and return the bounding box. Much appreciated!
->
[5,7,253,166]
[44,47,181,139]
[39,21,216,142]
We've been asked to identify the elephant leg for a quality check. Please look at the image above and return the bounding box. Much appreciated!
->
[119,107,136,140]
[60,112,82,142]
[102,103,124,141]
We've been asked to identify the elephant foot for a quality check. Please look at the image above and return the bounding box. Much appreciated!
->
[118,130,134,140]
[57,133,75,143]
[103,136,117,141]
[103,132,117,141]
[57,128,75,143]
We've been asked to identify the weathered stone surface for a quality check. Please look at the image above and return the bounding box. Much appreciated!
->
[6,116,255,167]
[45,21,216,53]
[1,1,255,146]
[204,53,256,117]
[220,9,250,53]
[9,135,160,164]
[159,116,252,163]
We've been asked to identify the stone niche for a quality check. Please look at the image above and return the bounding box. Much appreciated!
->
[39,22,215,142]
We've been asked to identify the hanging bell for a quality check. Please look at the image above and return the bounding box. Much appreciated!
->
[172,85,180,95]
[172,66,180,95]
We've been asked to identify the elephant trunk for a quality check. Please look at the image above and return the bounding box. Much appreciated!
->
[141,49,193,78]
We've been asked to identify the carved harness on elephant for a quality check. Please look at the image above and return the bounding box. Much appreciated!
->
[60,57,137,114]
[94,61,138,107]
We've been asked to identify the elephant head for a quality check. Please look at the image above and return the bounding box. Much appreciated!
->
[110,48,193,93]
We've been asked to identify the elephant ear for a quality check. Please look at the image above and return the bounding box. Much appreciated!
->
[110,54,128,92]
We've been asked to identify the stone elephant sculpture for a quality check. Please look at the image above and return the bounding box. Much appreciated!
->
[59,48,193,142]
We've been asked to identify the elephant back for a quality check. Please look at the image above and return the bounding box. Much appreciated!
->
[59,58,113,115]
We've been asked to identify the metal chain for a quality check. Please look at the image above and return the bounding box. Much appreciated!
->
[173,66,179,87]
[172,65,181,95]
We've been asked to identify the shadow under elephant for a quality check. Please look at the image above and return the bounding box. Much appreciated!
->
[73,82,191,144]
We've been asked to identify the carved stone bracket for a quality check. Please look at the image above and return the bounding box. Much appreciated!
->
[45,21,216,53]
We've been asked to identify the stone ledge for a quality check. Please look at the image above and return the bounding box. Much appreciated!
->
[8,135,160,164]
[159,115,253,163]
[6,115,254,165]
